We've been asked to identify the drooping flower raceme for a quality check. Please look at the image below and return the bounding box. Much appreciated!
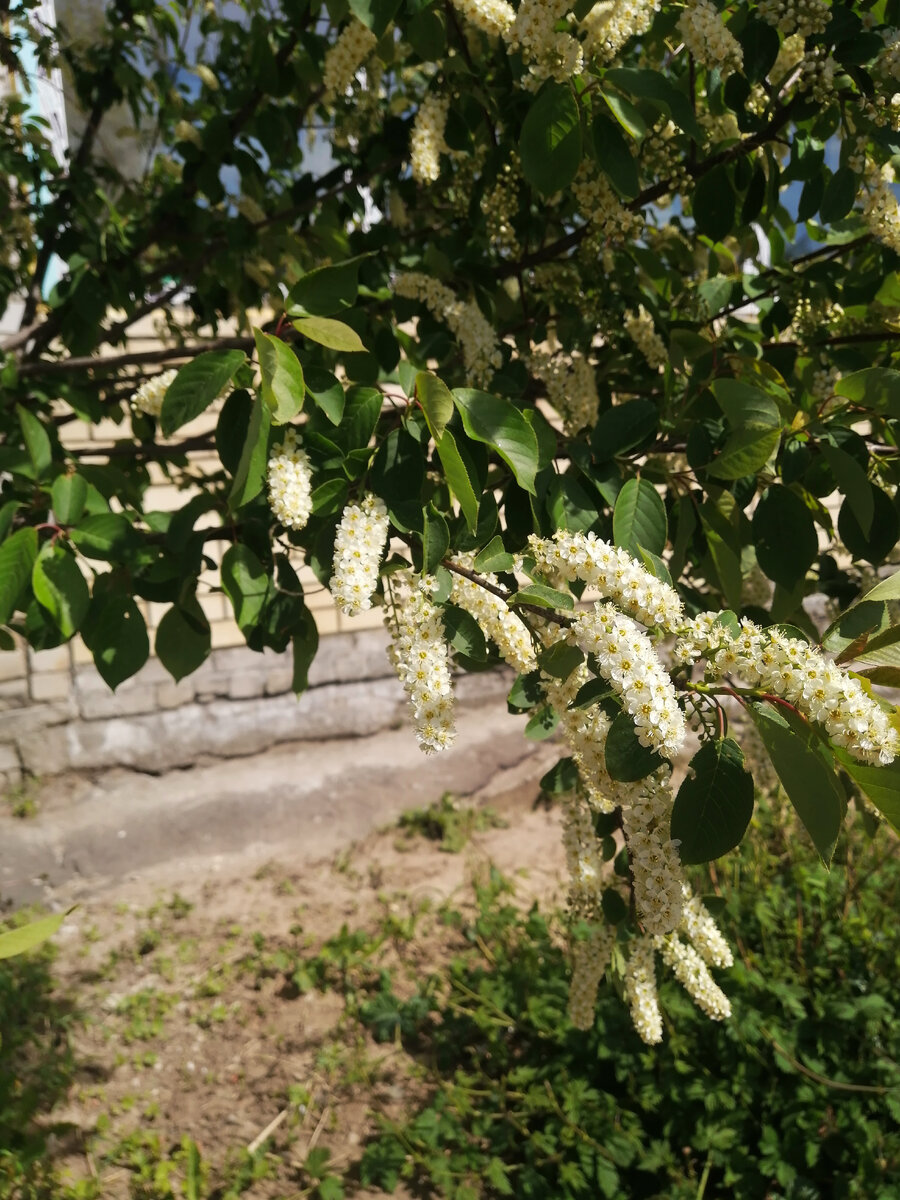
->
[655,934,732,1020]
[568,923,616,1031]
[321,19,377,102]
[410,93,449,184]
[266,428,313,532]
[529,531,684,631]
[386,572,456,754]
[506,0,583,83]
[677,0,743,77]
[702,618,899,766]
[448,563,537,674]
[625,935,663,1045]
[568,604,686,757]
[625,305,667,369]
[394,271,502,384]
[130,368,178,418]
[679,884,733,969]
[331,494,389,616]
[581,0,660,66]
[450,0,515,39]
[621,770,685,934]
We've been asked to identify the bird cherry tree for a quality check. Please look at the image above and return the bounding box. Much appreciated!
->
[2,0,900,1034]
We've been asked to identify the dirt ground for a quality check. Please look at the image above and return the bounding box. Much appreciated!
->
[30,745,566,1198]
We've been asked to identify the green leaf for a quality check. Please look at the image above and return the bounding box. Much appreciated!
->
[840,623,900,668]
[51,473,88,525]
[600,87,647,139]
[707,424,780,480]
[692,166,735,243]
[699,499,742,610]
[422,504,450,575]
[820,166,858,223]
[591,399,657,461]
[311,477,349,516]
[538,641,584,680]
[32,544,90,637]
[711,379,781,429]
[524,703,559,740]
[613,478,666,557]
[453,389,539,494]
[540,755,580,795]
[473,535,515,574]
[753,485,817,589]
[254,328,305,424]
[82,594,150,689]
[670,739,754,863]
[17,405,52,477]
[292,606,319,695]
[346,0,401,38]
[592,113,639,198]
[510,583,574,610]
[443,604,488,660]
[859,571,900,605]
[159,350,245,436]
[305,367,346,425]
[292,316,365,352]
[288,254,370,317]
[0,912,65,960]
[604,711,664,782]
[604,68,702,139]
[0,527,38,626]
[155,596,211,682]
[221,544,272,637]
[601,889,629,925]
[547,474,598,533]
[749,702,844,864]
[519,81,582,197]
[832,747,900,834]
[417,371,454,442]
[70,513,140,561]
[435,429,479,533]
[229,396,271,507]
[839,485,899,565]
[508,670,544,711]
[835,368,900,417]
[820,441,873,537]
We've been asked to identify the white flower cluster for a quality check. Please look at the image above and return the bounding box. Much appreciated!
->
[448,563,537,674]
[677,614,900,765]
[758,0,829,37]
[321,20,377,102]
[330,494,389,617]
[451,0,515,39]
[130,368,178,418]
[569,923,616,1030]
[507,0,583,83]
[568,604,686,757]
[481,159,521,256]
[863,162,900,255]
[387,573,456,754]
[656,934,731,1020]
[877,30,900,84]
[266,428,314,532]
[677,1,743,77]
[621,770,685,934]
[394,271,502,384]
[562,791,609,903]
[680,884,733,969]
[581,0,660,66]
[410,93,449,184]
[768,31,805,86]
[625,936,663,1044]
[528,349,598,434]
[529,531,684,631]
[572,168,643,242]
[625,305,667,370]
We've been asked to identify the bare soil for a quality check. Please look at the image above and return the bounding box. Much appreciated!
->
[36,747,565,1198]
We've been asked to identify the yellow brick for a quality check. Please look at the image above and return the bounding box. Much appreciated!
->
[313,606,341,636]
[341,607,385,633]
[0,644,27,682]
[70,637,95,666]
[210,619,244,649]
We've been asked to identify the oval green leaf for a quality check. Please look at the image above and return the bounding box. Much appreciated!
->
[670,738,754,863]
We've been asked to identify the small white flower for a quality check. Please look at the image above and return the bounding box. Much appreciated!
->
[130,369,178,419]
[267,428,313,532]
[386,571,456,754]
[331,494,389,616]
